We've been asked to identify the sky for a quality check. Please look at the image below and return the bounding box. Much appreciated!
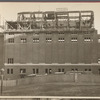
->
[0,2,100,33]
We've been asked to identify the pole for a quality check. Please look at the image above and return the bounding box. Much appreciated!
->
[1,74,3,95]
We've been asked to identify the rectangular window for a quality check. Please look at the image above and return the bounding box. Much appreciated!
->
[21,38,27,43]
[33,38,39,43]
[8,38,14,43]
[58,38,64,42]
[46,38,52,42]
[62,69,64,72]
[36,69,39,74]
[7,69,10,74]
[89,69,91,71]
[71,37,77,42]
[84,37,91,42]
[98,59,100,64]
[9,33,14,35]
[8,58,14,64]
[33,69,35,74]
[11,69,13,74]
[20,69,26,73]
[58,69,61,72]
[45,69,48,74]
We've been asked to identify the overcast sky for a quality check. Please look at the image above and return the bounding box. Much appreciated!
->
[0,2,100,33]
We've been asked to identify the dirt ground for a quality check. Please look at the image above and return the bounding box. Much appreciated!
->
[2,82,100,96]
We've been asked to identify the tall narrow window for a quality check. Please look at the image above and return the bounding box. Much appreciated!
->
[45,69,48,74]
[7,69,10,74]
[11,69,13,74]
[33,69,35,74]
[62,69,64,72]
[36,69,39,74]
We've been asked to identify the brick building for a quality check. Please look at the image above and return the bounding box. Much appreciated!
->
[2,10,100,79]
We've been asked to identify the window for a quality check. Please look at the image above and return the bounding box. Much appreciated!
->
[8,38,14,43]
[45,69,52,74]
[58,69,64,72]
[71,69,78,71]
[7,69,13,74]
[49,69,52,74]
[71,69,74,71]
[33,69,39,74]
[46,38,52,42]
[84,37,91,42]
[7,69,10,74]
[58,38,64,42]
[89,69,91,71]
[8,58,14,64]
[9,33,14,35]
[71,37,77,42]
[98,59,100,64]
[71,32,77,34]
[58,69,61,72]
[85,69,91,71]
[36,69,39,74]
[45,69,48,74]
[20,69,26,73]
[75,69,78,71]
[11,69,13,74]
[33,69,35,74]
[62,69,64,72]
[46,32,52,35]
[33,38,39,43]
[21,38,27,43]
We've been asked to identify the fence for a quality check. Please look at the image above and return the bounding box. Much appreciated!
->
[1,74,100,87]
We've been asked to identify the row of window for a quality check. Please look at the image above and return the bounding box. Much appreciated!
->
[7,68,92,74]
[8,37,92,43]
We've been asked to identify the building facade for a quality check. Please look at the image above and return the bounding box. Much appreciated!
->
[2,10,100,79]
